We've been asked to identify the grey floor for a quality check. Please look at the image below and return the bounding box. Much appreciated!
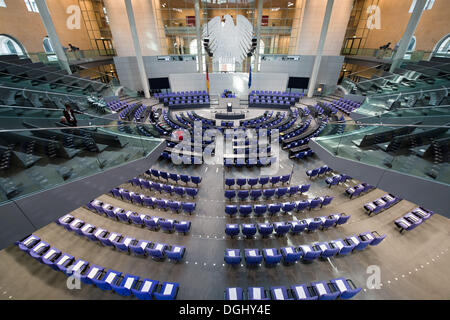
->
[0,106,449,300]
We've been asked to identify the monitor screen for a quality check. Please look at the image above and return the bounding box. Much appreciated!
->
[288,77,309,89]
[149,77,170,90]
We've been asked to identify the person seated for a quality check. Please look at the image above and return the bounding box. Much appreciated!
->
[63,103,82,127]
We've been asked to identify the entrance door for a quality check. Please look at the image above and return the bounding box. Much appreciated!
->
[95,39,115,56]
[342,37,362,55]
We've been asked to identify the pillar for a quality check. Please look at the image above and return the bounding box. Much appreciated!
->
[307,0,334,97]
[124,0,150,98]
[195,0,203,73]
[390,0,427,72]
[35,0,71,74]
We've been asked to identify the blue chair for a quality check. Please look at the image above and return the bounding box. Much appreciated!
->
[282,202,295,214]
[330,278,361,299]
[257,223,273,237]
[185,188,198,198]
[270,176,280,186]
[92,269,122,291]
[248,287,269,300]
[143,216,160,230]
[225,287,243,300]
[159,171,169,181]
[225,178,235,188]
[300,184,310,194]
[281,246,302,264]
[224,249,241,265]
[291,284,318,300]
[146,243,167,260]
[320,195,333,207]
[160,219,175,233]
[174,221,191,234]
[336,214,351,226]
[181,202,196,215]
[239,205,253,217]
[131,278,159,300]
[254,204,267,216]
[225,205,238,217]
[259,177,269,187]
[167,201,181,213]
[191,176,202,186]
[111,274,139,296]
[179,174,190,185]
[270,286,293,300]
[29,241,50,261]
[166,245,185,261]
[280,174,290,184]
[225,190,236,201]
[306,168,320,179]
[245,249,263,265]
[250,190,262,200]
[276,187,288,198]
[306,218,322,232]
[268,203,281,215]
[322,215,338,229]
[273,222,291,236]
[236,178,247,188]
[352,235,372,251]
[288,186,299,196]
[237,190,249,201]
[129,240,151,256]
[242,224,257,238]
[331,239,354,255]
[299,245,321,261]
[248,178,258,188]
[296,200,309,211]
[41,247,62,270]
[263,248,282,265]
[80,264,104,284]
[174,187,185,197]
[154,282,179,300]
[289,221,307,234]
[310,281,340,300]
[308,198,321,210]
[225,224,240,237]
[263,189,275,199]
[315,242,339,258]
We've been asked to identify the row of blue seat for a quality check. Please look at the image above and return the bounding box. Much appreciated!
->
[146,169,202,186]
[109,188,197,214]
[130,177,198,198]
[364,193,401,216]
[395,207,434,233]
[225,277,361,300]
[16,235,179,300]
[224,184,311,201]
[345,182,375,199]
[325,174,352,187]
[306,165,332,178]
[225,196,334,217]
[280,117,312,142]
[86,199,191,233]
[57,214,186,261]
[292,149,315,160]
[225,174,291,188]
[225,213,350,237]
[224,156,277,167]
[224,231,386,265]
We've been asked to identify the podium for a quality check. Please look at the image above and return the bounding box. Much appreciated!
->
[227,102,232,113]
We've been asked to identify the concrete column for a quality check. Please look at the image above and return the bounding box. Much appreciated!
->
[35,0,71,74]
[194,0,203,73]
[124,0,150,98]
[254,0,263,72]
[307,0,334,97]
[390,0,427,72]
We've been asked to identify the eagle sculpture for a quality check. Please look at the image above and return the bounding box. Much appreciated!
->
[202,14,254,65]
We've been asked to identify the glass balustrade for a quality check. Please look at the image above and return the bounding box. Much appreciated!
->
[0,122,163,205]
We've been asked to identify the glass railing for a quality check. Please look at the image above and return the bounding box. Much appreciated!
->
[28,49,116,65]
[0,122,163,205]
[341,47,448,62]
[314,122,450,186]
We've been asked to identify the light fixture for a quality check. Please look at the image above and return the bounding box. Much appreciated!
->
[288,2,294,7]
[271,7,280,11]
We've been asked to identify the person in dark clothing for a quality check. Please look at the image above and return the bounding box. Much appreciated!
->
[63,104,82,126]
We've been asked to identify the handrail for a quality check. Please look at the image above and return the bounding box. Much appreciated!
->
[0,58,113,87]
[0,84,88,98]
